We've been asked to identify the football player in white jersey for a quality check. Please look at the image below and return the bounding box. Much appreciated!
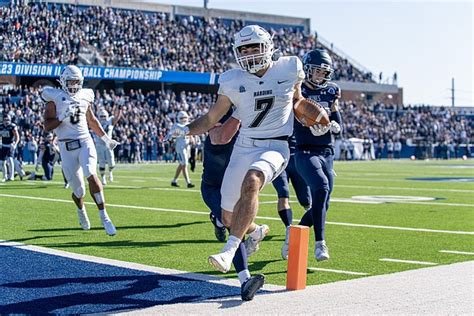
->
[42,65,119,236]
[95,108,122,185]
[170,111,195,188]
[169,25,308,284]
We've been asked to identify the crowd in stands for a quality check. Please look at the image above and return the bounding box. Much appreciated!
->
[0,2,372,82]
[1,85,471,163]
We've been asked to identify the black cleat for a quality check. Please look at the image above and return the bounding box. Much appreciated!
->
[171,182,179,187]
[241,274,265,301]
[187,183,195,188]
[209,213,226,242]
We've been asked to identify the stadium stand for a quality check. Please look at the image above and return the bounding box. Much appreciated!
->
[0,2,372,82]
[1,86,471,163]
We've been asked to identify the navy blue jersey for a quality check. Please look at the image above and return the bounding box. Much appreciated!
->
[202,110,238,187]
[294,82,342,148]
[0,123,17,145]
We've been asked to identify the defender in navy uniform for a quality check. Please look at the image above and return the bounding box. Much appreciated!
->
[272,134,311,259]
[0,114,19,182]
[201,109,265,301]
[292,49,343,261]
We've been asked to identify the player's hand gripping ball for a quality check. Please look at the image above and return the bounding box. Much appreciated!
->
[293,98,330,127]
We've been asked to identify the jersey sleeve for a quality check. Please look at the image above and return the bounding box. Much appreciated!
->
[295,57,305,83]
[41,87,58,103]
[82,89,95,103]
[217,71,233,96]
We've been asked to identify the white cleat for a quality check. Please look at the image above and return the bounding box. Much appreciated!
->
[1,178,6,183]
[101,216,116,236]
[245,224,269,257]
[315,240,330,261]
[208,251,234,273]
[109,172,114,182]
[64,183,69,189]
[101,175,107,186]
[281,226,290,260]
[77,209,91,230]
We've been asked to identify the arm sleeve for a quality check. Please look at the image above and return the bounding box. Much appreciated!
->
[295,57,305,83]
[41,87,57,103]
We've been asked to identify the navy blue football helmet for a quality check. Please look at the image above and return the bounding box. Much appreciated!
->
[302,49,333,88]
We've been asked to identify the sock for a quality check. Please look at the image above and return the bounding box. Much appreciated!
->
[172,178,177,183]
[299,209,313,227]
[238,270,251,285]
[232,237,249,282]
[223,235,241,254]
[278,208,293,227]
[312,189,329,241]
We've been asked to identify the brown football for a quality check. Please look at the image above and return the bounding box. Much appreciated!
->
[293,98,330,127]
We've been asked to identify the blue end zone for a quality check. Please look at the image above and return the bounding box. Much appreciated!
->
[0,246,241,314]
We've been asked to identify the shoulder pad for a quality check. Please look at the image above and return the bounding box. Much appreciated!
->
[218,69,241,85]
[326,83,341,98]
[41,87,61,103]
[81,89,95,103]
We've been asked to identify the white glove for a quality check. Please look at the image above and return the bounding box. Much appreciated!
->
[57,101,77,121]
[165,124,189,141]
[329,121,341,134]
[310,121,341,137]
[310,124,331,136]
[101,134,119,150]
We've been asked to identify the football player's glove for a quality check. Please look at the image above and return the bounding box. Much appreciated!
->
[309,121,340,136]
[101,134,119,150]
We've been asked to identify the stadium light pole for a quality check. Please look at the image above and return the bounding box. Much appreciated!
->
[204,0,208,9]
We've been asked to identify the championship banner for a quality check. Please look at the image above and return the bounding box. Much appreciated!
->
[0,62,218,85]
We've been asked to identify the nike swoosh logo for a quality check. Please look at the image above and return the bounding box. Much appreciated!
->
[277,80,289,84]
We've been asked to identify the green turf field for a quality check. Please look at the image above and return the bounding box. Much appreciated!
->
[1,159,473,286]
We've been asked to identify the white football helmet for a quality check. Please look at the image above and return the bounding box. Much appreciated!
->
[233,25,274,74]
[98,109,109,121]
[59,65,84,96]
[177,111,189,124]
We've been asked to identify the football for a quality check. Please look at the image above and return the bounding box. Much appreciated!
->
[293,98,330,127]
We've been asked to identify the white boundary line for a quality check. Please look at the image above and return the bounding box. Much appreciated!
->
[0,240,285,291]
[307,267,369,276]
[1,193,474,236]
[379,258,438,265]
[439,250,474,255]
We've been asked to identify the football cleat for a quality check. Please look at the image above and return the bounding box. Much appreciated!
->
[77,209,91,230]
[171,181,179,187]
[100,215,116,236]
[208,250,234,273]
[245,224,269,256]
[315,240,330,261]
[101,175,107,186]
[241,274,265,301]
[281,226,290,260]
[209,213,226,242]
[187,183,195,188]
[64,182,70,189]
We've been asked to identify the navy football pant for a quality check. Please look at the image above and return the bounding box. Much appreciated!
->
[295,150,334,241]
[272,155,311,208]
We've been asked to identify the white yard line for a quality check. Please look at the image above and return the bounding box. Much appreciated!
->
[439,250,474,255]
[379,258,438,265]
[1,193,473,236]
[307,267,369,276]
[5,180,473,208]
